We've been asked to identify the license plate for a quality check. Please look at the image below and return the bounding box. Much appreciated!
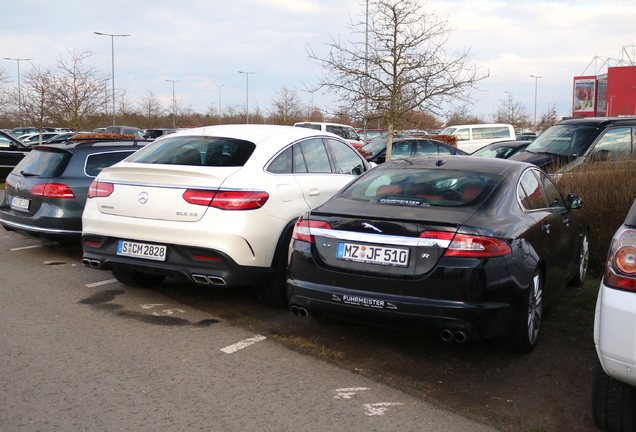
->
[117,240,167,261]
[11,196,30,211]
[336,242,409,267]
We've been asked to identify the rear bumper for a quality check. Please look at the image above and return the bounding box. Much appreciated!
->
[82,235,273,287]
[0,206,82,242]
[594,280,636,387]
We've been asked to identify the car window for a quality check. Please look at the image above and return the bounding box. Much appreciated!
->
[539,171,566,208]
[341,168,499,207]
[518,170,547,210]
[392,142,413,159]
[297,138,332,173]
[326,139,366,175]
[85,151,137,177]
[267,146,293,174]
[525,124,598,157]
[454,128,470,141]
[13,149,71,178]
[326,125,345,139]
[415,141,451,155]
[587,127,633,162]
[127,136,255,167]
[343,127,360,140]
[0,135,13,150]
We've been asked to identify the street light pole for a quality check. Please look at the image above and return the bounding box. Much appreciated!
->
[530,75,542,128]
[94,32,130,126]
[217,84,223,123]
[4,57,32,127]
[165,79,179,128]
[238,71,255,124]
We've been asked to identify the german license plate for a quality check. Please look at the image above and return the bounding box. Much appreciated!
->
[11,196,30,211]
[117,240,167,261]
[336,242,409,267]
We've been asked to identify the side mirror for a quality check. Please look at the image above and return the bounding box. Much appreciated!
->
[567,193,583,209]
[9,142,18,150]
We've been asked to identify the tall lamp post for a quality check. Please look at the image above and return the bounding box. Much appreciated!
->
[238,71,255,123]
[217,84,223,123]
[4,57,32,127]
[165,79,179,128]
[94,32,130,126]
[530,75,542,128]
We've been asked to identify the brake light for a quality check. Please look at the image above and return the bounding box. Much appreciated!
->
[31,183,76,199]
[604,228,636,292]
[420,231,511,257]
[292,217,332,243]
[87,181,114,198]
[183,189,269,210]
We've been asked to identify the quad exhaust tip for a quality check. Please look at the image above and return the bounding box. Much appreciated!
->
[191,274,227,286]
[440,329,469,343]
[290,305,309,318]
[82,258,101,269]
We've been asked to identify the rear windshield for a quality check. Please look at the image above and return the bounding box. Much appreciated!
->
[126,136,255,167]
[85,151,137,177]
[13,149,71,178]
[341,168,500,207]
[294,124,321,131]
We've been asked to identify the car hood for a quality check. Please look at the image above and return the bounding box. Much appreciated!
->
[508,151,569,170]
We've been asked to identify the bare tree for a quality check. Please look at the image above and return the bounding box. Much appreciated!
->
[308,0,488,160]
[492,96,531,129]
[270,86,306,125]
[19,65,56,140]
[48,50,110,131]
[0,68,11,118]
[445,104,484,126]
[137,90,165,128]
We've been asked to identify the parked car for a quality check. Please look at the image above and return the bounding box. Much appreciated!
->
[0,130,31,181]
[142,128,176,140]
[287,156,589,352]
[356,129,388,144]
[0,139,147,242]
[44,133,77,143]
[105,125,144,139]
[471,140,531,159]
[294,122,364,148]
[510,117,636,172]
[17,132,62,144]
[8,127,54,138]
[593,198,636,430]
[362,137,468,164]
[439,124,516,153]
[81,125,371,307]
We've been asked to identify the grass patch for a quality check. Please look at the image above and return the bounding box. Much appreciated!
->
[271,334,346,359]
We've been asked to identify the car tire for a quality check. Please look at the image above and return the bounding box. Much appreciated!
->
[592,358,636,431]
[112,265,166,288]
[493,269,543,353]
[569,231,589,287]
[254,229,292,309]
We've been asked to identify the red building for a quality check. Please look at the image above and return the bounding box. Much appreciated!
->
[573,65,636,117]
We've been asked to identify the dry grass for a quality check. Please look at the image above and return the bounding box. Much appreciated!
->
[554,160,636,277]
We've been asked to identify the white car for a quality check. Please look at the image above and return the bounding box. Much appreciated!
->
[593,199,636,429]
[81,124,371,307]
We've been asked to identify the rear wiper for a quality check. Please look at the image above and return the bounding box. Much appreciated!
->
[20,171,39,177]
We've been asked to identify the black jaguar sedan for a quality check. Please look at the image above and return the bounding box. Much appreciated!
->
[287,156,589,352]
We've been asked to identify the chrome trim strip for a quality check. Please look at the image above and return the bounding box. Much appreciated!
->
[0,219,81,235]
[310,227,451,248]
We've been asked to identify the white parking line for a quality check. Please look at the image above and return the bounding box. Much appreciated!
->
[85,279,118,288]
[221,335,267,354]
[334,387,370,399]
[9,245,41,251]
[363,402,404,416]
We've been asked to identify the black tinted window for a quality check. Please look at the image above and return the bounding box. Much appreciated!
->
[127,136,255,167]
[85,151,136,177]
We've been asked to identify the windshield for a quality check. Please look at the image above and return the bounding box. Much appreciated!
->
[524,125,599,157]
[361,139,387,156]
[440,127,457,135]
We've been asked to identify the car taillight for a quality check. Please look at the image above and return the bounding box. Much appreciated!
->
[31,183,76,199]
[183,189,269,210]
[292,217,332,243]
[604,227,636,292]
[87,181,114,198]
[419,231,511,257]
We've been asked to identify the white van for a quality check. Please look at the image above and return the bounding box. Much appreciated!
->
[439,124,516,153]
[294,122,364,148]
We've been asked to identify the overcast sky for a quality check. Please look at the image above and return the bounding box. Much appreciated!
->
[2,0,634,124]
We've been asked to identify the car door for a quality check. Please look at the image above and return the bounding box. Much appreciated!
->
[517,168,574,301]
[0,134,29,180]
[292,138,363,209]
